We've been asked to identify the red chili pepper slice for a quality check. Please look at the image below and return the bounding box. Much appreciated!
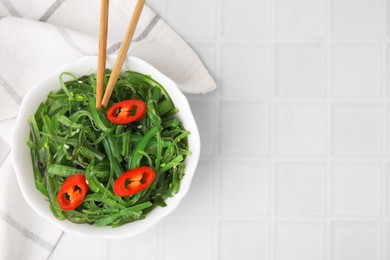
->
[57,174,89,211]
[113,167,156,197]
[106,99,147,125]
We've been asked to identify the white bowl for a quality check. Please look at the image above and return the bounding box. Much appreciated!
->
[10,55,200,239]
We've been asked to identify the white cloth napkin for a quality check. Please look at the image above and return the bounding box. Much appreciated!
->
[0,0,216,259]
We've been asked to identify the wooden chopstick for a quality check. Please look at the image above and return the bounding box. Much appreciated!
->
[96,0,109,110]
[101,0,145,108]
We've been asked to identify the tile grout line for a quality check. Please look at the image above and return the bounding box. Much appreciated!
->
[214,0,222,259]
[184,37,390,45]
[270,0,277,259]
[216,96,390,102]
[325,0,332,258]
[214,160,221,259]
[381,0,388,258]
[214,152,390,160]
[215,154,390,162]
[166,214,390,221]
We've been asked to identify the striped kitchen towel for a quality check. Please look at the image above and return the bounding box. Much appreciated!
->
[0,0,216,259]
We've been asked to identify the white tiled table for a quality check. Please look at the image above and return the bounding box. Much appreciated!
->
[21,0,390,259]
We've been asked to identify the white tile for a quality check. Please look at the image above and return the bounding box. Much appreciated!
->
[220,101,269,155]
[387,105,390,156]
[221,0,270,39]
[219,221,269,260]
[165,0,216,38]
[387,4,390,38]
[275,162,325,215]
[108,226,157,260]
[276,0,325,38]
[331,162,381,215]
[275,43,325,96]
[331,103,382,156]
[172,161,213,215]
[331,43,381,97]
[220,44,270,98]
[276,102,326,155]
[162,220,213,260]
[332,221,381,260]
[387,224,390,257]
[386,164,390,216]
[332,0,381,39]
[189,101,216,155]
[50,234,106,259]
[387,44,390,97]
[275,222,325,260]
[220,162,269,215]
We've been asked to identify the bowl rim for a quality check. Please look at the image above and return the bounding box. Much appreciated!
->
[10,55,200,239]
